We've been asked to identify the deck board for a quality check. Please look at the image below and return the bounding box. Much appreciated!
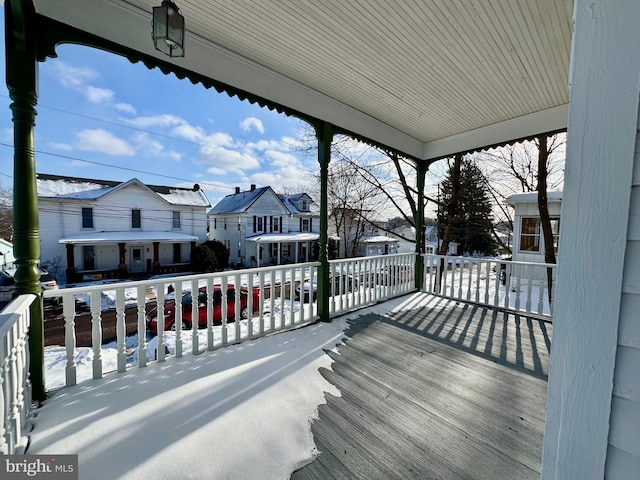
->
[292,294,551,480]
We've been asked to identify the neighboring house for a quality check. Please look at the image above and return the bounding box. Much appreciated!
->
[507,191,562,263]
[0,238,15,270]
[505,191,562,284]
[390,225,438,255]
[37,174,210,284]
[356,235,400,257]
[208,185,320,267]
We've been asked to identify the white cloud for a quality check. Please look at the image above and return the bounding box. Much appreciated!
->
[266,150,299,167]
[132,132,182,161]
[171,123,205,142]
[84,86,114,104]
[240,117,265,134]
[126,114,185,129]
[50,61,99,89]
[48,61,114,104]
[246,139,285,151]
[201,147,260,173]
[206,167,226,176]
[115,103,137,115]
[74,129,135,156]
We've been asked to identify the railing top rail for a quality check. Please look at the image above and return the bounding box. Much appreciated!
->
[330,252,417,263]
[422,254,557,270]
[0,294,36,337]
[43,262,322,298]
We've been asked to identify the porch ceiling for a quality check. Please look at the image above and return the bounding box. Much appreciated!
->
[34,0,572,160]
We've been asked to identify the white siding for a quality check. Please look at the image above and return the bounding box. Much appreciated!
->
[606,131,640,476]
[542,2,640,478]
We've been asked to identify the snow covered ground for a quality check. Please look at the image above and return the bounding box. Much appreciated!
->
[30,295,416,480]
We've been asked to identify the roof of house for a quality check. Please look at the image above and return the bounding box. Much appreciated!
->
[209,186,318,215]
[36,173,210,207]
[279,193,319,216]
[209,186,273,214]
[506,191,563,205]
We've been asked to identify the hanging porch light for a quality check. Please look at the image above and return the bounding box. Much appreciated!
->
[152,0,185,57]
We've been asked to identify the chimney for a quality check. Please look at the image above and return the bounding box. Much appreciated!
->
[235,186,240,194]
[250,184,256,191]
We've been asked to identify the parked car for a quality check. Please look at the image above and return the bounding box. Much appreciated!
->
[0,268,59,305]
[146,284,261,335]
[295,274,353,302]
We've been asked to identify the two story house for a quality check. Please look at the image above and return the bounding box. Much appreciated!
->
[208,185,319,267]
[37,174,210,284]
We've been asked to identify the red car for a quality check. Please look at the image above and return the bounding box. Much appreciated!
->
[146,285,260,335]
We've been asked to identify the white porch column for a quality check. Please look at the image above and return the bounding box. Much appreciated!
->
[542,1,640,478]
[295,242,299,263]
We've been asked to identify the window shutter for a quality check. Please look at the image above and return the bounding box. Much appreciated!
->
[310,218,313,232]
[253,215,256,233]
[270,216,273,233]
[300,217,303,231]
[263,216,267,232]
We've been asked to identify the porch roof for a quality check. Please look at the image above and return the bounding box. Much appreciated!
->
[58,231,198,244]
[33,0,571,161]
[246,232,319,244]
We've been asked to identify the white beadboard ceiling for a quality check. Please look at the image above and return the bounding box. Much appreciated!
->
[34,0,573,160]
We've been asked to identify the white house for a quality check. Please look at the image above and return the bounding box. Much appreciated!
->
[356,235,400,257]
[0,238,15,270]
[37,174,210,284]
[507,191,562,263]
[208,185,320,267]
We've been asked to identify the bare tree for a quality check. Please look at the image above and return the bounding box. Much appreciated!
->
[0,187,13,242]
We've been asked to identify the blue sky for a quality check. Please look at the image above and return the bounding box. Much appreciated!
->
[0,8,314,207]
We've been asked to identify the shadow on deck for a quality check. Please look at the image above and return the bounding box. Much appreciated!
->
[293,294,552,480]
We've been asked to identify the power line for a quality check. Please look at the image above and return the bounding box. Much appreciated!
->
[0,142,234,191]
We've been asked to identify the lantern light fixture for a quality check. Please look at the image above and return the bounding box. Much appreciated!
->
[152,0,185,58]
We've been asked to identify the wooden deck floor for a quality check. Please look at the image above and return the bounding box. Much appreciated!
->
[292,294,552,480]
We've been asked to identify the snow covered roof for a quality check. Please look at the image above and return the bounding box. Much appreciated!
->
[246,233,319,243]
[36,174,210,207]
[361,236,400,244]
[506,191,563,205]
[58,231,198,244]
[209,186,318,216]
[209,186,272,214]
[279,193,319,216]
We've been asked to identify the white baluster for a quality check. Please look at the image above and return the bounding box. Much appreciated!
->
[90,290,103,379]
[137,285,147,367]
[191,279,199,355]
[0,337,8,454]
[206,277,214,350]
[221,276,228,345]
[63,294,77,387]
[116,289,127,372]
[175,282,183,357]
[258,272,265,336]
[156,285,167,361]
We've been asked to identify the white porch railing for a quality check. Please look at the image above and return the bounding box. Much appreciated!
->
[422,254,556,318]
[327,253,416,315]
[0,294,36,454]
[41,254,416,390]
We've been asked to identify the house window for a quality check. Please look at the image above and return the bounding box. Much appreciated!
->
[551,217,561,254]
[173,244,181,263]
[214,218,217,230]
[301,218,310,232]
[172,211,181,229]
[81,207,93,228]
[83,245,95,270]
[132,209,141,229]
[257,216,263,232]
[273,216,279,232]
[519,218,540,252]
[302,200,308,211]
[238,218,241,231]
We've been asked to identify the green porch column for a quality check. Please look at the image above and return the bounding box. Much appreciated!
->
[316,122,333,322]
[414,161,427,290]
[5,0,46,401]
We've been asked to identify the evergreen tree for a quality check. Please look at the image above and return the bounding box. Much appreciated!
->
[438,157,497,255]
